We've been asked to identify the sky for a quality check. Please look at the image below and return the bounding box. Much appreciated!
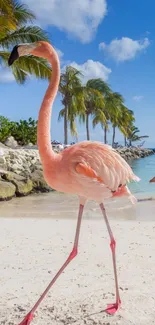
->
[1,0,155,147]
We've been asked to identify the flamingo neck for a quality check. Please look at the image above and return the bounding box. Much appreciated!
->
[37,48,60,166]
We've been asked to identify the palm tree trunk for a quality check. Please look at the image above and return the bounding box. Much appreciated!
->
[86,114,90,140]
[124,136,127,146]
[64,106,68,145]
[112,126,116,147]
[104,126,107,144]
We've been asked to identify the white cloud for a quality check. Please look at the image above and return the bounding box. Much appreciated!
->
[24,0,107,43]
[55,48,64,60]
[55,47,65,66]
[99,37,150,62]
[132,95,144,102]
[68,60,111,83]
[0,67,15,83]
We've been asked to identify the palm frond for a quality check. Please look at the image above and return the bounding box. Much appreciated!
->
[78,112,86,124]
[92,110,107,128]
[137,135,149,139]
[12,64,27,83]
[130,135,149,142]
[0,26,49,48]
[58,108,65,121]
[0,16,16,37]
[0,0,13,13]
[0,51,10,62]
[112,92,125,103]
[13,1,35,25]
[86,78,111,96]
[119,125,128,136]
[69,117,78,137]
[0,51,51,83]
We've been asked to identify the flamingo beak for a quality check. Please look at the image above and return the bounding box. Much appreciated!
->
[8,45,19,66]
[8,42,38,66]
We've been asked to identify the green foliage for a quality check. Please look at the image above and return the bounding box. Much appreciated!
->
[0,116,15,142]
[0,0,17,37]
[0,0,51,83]
[0,116,37,145]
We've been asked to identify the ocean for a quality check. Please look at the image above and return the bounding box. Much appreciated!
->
[128,153,155,198]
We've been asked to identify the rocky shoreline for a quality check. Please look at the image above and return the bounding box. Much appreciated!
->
[0,145,154,201]
[116,146,154,161]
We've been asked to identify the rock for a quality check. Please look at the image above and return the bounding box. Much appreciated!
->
[9,163,24,174]
[31,170,52,192]
[0,142,7,149]
[5,136,18,148]
[23,144,38,149]
[3,171,25,182]
[0,156,6,164]
[0,149,4,157]
[15,179,33,196]
[116,147,154,161]
[0,164,7,171]
[3,172,33,196]
[0,168,8,175]
[30,163,43,172]
[0,180,16,201]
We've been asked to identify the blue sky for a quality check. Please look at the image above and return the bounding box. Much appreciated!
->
[1,0,155,147]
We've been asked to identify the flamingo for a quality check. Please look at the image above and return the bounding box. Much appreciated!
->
[150,177,155,182]
[8,41,140,325]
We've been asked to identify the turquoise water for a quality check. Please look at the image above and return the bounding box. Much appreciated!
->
[128,154,155,196]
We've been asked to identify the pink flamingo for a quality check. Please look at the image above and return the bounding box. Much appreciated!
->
[150,177,155,182]
[8,41,140,325]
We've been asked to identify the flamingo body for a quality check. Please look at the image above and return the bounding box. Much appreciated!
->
[43,141,139,203]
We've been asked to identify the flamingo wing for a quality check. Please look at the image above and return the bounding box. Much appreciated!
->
[74,143,140,192]
[75,162,104,184]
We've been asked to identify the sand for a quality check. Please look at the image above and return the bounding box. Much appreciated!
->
[1,193,155,325]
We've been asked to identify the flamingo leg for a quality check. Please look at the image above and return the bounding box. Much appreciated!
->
[18,204,84,325]
[100,203,121,315]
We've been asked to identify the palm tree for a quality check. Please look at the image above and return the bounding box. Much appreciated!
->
[94,91,123,144]
[58,66,85,144]
[85,87,123,144]
[105,92,125,147]
[118,107,135,146]
[78,78,111,142]
[126,125,149,147]
[81,78,111,141]
[0,0,51,83]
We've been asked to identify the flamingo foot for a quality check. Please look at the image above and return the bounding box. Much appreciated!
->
[105,299,121,315]
[18,312,34,325]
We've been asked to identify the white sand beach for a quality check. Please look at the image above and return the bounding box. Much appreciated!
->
[1,193,155,325]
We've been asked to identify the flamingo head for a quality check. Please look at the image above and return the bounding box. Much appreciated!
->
[8,41,50,66]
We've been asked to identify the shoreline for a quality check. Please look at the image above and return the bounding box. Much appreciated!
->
[1,191,155,221]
